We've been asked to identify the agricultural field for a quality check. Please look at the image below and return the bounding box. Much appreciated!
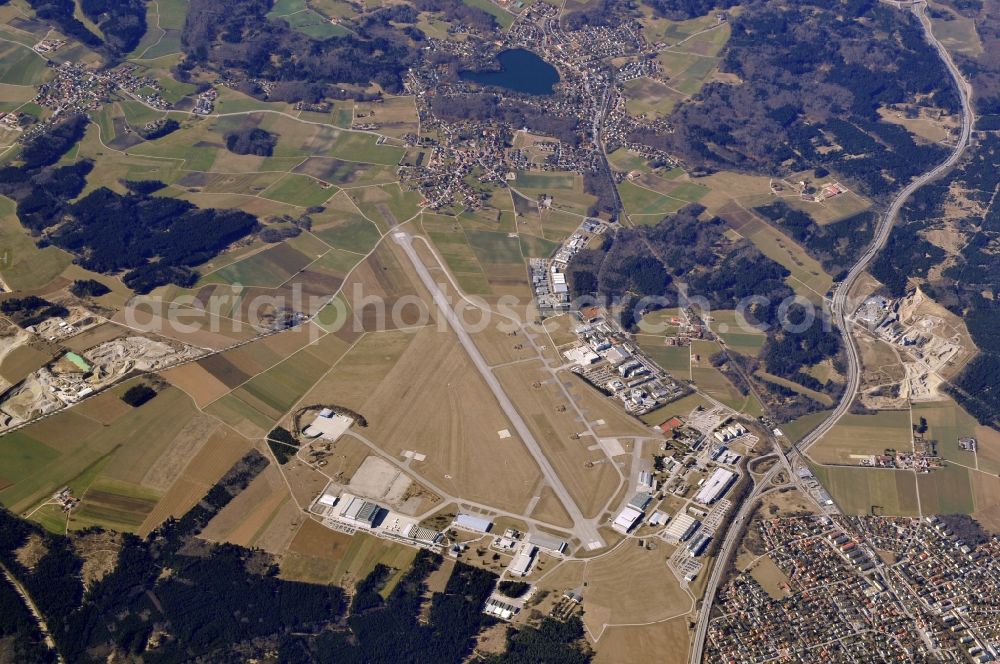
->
[619,179,688,221]
[809,411,913,464]
[129,0,190,60]
[708,310,768,356]
[353,96,419,138]
[623,77,684,118]
[348,183,422,229]
[512,171,596,218]
[0,382,249,534]
[811,465,920,516]
[0,199,72,291]
[636,338,691,378]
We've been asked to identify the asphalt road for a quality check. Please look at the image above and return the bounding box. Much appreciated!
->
[392,231,606,549]
[688,4,974,661]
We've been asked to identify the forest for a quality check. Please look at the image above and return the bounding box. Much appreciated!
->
[180,0,421,100]
[51,187,258,293]
[80,0,147,54]
[753,202,875,280]
[889,132,1000,429]
[226,127,278,156]
[0,295,68,328]
[25,0,146,56]
[25,0,102,49]
[0,119,259,294]
[656,0,957,199]
[642,0,743,20]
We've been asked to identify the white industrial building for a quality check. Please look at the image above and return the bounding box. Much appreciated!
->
[338,493,384,528]
[528,532,568,555]
[403,523,442,544]
[612,505,644,534]
[454,513,494,533]
[483,596,520,620]
[664,513,700,543]
[508,544,538,577]
[303,409,354,441]
[563,345,600,367]
[694,468,736,505]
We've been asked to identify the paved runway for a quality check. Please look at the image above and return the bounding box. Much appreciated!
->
[393,232,605,549]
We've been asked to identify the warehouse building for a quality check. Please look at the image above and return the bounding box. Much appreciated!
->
[694,468,736,504]
[338,493,385,528]
[528,532,568,555]
[612,505,644,534]
[509,544,538,577]
[454,513,494,533]
[664,513,700,543]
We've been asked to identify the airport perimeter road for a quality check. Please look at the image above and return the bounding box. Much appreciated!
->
[689,4,974,662]
[392,231,606,549]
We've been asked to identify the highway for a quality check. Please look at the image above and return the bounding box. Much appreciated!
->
[392,231,606,549]
[688,3,974,662]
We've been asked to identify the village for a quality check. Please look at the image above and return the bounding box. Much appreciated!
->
[400,2,684,212]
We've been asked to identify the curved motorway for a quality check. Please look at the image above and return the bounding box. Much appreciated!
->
[688,3,974,662]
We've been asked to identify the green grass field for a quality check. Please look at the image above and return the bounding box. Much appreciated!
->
[260,174,338,207]
[205,242,316,287]
[313,216,382,254]
[619,180,687,220]
[461,0,514,28]
[636,339,690,377]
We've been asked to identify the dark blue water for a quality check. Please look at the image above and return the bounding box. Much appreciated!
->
[459,48,560,95]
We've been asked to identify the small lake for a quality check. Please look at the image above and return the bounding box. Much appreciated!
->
[459,48,560,95]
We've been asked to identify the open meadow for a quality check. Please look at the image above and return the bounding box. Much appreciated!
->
[809,410,914,464]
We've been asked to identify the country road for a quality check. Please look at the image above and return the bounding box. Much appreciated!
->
[688,2,974,662]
